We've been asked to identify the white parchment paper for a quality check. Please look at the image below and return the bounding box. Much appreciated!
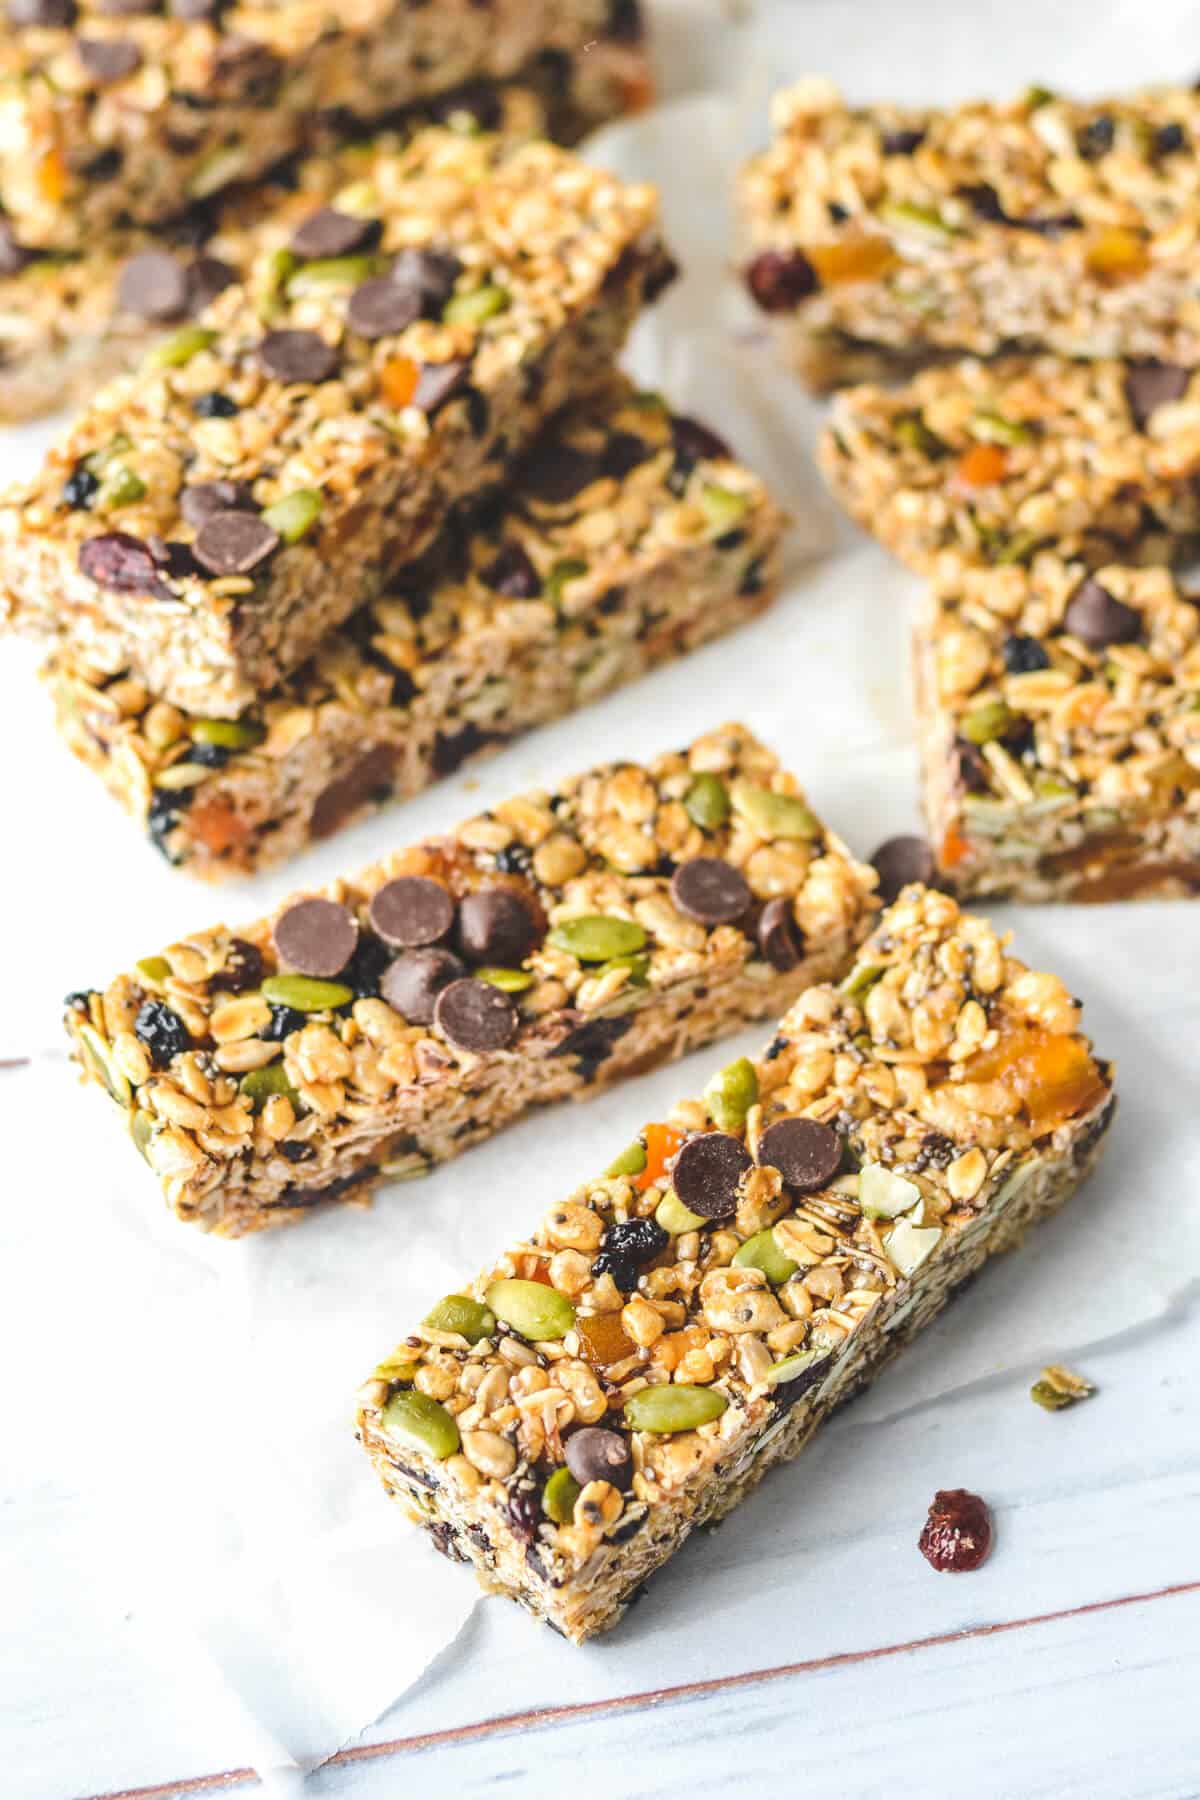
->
[4,0,1200,1782]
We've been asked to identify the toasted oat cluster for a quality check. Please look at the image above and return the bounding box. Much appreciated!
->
[64,725,877,1233]
[820,356,1200,574]
[741,79,1200,378]
[357,887,1114,1640]
[916,557,1200,901]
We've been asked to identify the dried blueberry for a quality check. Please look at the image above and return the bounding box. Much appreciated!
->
[134,999,191,1069]
[146,787,187,862]
[193,391,239,418]
[1156,121,1186,156]
[209,937,264,994]
[1076,115,1115,159]
[63,463,100,509]
[1002,633,1050,673]
[262,1002,306,1041]
[592,1216,668,1292]
[340,930,393,999]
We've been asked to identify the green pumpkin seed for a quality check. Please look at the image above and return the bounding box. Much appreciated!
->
[632,389,667,411]
[700,484,749,535]
[76,1024,131,1105]
[190,717,266,749]
[373,1350,418,1384]
[839,960,885,1001]
[332,180,378,216]
[884,1217,942,1277]
[894,412,946,456]
[733,1228,798,1285]
[262,248,297,302]
[443,283,510,325]
[859,1162,921,1220]
[599,951,650,987]
[261,974,353,1012]
[970,409,1034,447]
[655,1190,707,1234]
[546,916,647,963]
[961,699,1013,744]
[135,955,171,982]
[544,557,588,605]
[381,1389,460,1460]
[1024,83,1056,108]
[605,1140,647,1180]
[1030,1363,1095,1411]
[684,773,730,830]
[878,198,955,237]
[1032,774,1074,802]
[624,1384,728,1433]
[765,1348,828,1388]
[240,1062,300,1110]
[730,779,819,840]
[543,1465,581,1524]
[148,326,218,369]
[287,254,380,294]
[261,489,321,544]
[704,1055,758,1132]
[422,1295,496,1343]
[485,1278,575,1342]
[476,966,535,993]
[130,1108,155,1160]
[98,466,146,509]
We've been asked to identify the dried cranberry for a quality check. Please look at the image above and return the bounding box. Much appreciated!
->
[745,248,819,313]
[918,1488,993,1572]
[507,1486,541,1544]
[209,937,264,994]
[79,532,173,600]
[133,999,191,1069]
[592,1216,668,1292]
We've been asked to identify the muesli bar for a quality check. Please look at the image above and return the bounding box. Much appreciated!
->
[0,0,639,253]
[0,128,670,718]
[63,725,877,1236]
[356,886,1114,1642]
[820,357,1200,576]
[0,43,655,424]
[45,383,785,878]
[740,79,1200,388]
[915,557,1200,901]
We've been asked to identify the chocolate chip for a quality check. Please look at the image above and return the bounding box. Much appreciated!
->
[870,834,935,904]
[380,947,465,1024]
[412,359,470,413]
[346,275,422,340]
[670,415,731,464]
[178,481,256,528]
[950,737,990,794]
[602,431,653,480]
[78,532,172,599]
[607,0,642,42]
[1124,361,1190,430]
[1002,633,1050,674]
[745,248,819,313]
[117,251,188,321]
[670,857,752,926]
[76,36,141,80]
[368,876,456,948]
[565,1427,633,1490]
[671,1131,753,1220]
[192,509,280,577]
[482,541,540,597]
[390,246,462,315]
[457,887,539,966]
[881,126,926,154]
[258,328,338,384]
[434,977,519,1052]
[9,0,75,22]
[757,897,803,971]
[522,443,605,504]
[1062,577,1141,649]
[757,1117,842,1194]
[272,897,358,977]
[185,254,236,313]
[309,744,397,839]
[290,206,379,260]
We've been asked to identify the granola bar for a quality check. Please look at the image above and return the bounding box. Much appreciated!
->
[63,725,877,1236]
[356,886,1114,1642]
[0,0,638,253]
[0,41,655,424]
[741,78,1200,388]
[915,556,1200,901]
[820,356,1200,575]
[0,128,670,718]
[45,384,785,878]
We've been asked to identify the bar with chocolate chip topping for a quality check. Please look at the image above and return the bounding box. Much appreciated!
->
[0,128,671,718]
[741,79,1200,390]
[0,0,644,254]
[915,556,1200,901]
[62,725,877,1236]
[0,47,654,423]
[44,381,785,877]
[820,356,1200,576]
[356,885,1114,1643]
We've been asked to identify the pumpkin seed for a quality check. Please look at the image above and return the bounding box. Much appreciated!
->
[546,916,647,962]
[287,254,380,294]
[733,1228,798,1285]
[684,773,730,830]
[190,717,266,749]
[240,1062,300,1110]
[624,1384,728,1433]
[443,283,510,325]
[878,198,955,237]
[884,1217,942,1277]
[130,1108,155,1160]
[98,466,146,509]
[476,966,535,993]
[765,1348,828,1388]
[704,1055,758,1132]
[839,960,885,1001]
[894,412,945,456]
[970,409,1034,447]
[76,1024,131,1105]
[381,1389,460,1460]
[148,326,218,369]
[699,484,749,534]
[605,1140,647,1180]
[730,779,819,840]
[485,1278,575,1342]
[135,955,171,982]
[261,488,321,544]
[859,1162,922,1220]
[422,1295,496,1343]
[543,1466,581,1524]
[544,557,588,605]
[655,1190,707,1234]
[960,699,1013,744]
[261,974,353,1011]
[1030,1364,1095,1411]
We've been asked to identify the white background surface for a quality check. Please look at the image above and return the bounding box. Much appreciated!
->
[4,3,1200,1796]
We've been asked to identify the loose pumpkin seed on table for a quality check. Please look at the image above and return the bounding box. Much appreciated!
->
[356,886,1115,1644]
[62,724,877,1237]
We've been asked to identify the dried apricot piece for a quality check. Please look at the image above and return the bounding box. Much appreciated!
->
[1084,227,1149,280]
[577,1311,637,1369]
[965,1020,1107,1133]
[807,234,897,285]
[954,442,1009,488]
[186,796,252,858]
[379,354,419,408]
[634,1121,686,1192]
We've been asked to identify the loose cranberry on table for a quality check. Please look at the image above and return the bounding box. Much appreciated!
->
[918,1488,993,1572]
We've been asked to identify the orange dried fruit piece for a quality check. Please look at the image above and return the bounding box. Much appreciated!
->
[939,824,970,870]
[954,443,1009,488]
[379,354,419,408]
[186,796,251,858]
[634,1120,686,1192]
[1084,227,1149,280]
[37,147,67,204]
[807,235,897,285]
[964,1020,1107,1133]
[578,1311,637,1369]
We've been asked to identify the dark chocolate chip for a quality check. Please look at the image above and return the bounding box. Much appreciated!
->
[745,248,819,312]
[185,254,236,313]
[950,737,990,794]
[178,480,256,528]
[456,887,539,966]
[272,897,358,977]
[548,1011,633,1080]
[290,206,379,260]
[192,509,280,577]
[671,1131,753,1220]
[117,250,188,321]
[757,897,803,972]
[134,999,190,1068]
[482,541,540,597]
[380,947,465,1024]
[1002,633,1050,674]
[870,834,935,904]
[670,414,731,464]
[607,0,642,42]
[390,246,462,315]
[309,744,397,838]
[258,327,338,384]
[76,36,142,81]
[771,1351,831,1412]
[1062,577,1141,649]
[346,275,422,340]
[602,431,653,480]
[209,937,264,994]
[521,443,604,504]
[641,243,679,304]
[756,1117,842,1194]
[670,856,752,926]
[881,126,926,154]
[368,876,456,949]
[78,532,172,599]
[9,0,75,22]
[432,720,498,775]
[411,359,470,413]
[1124,361,1190,430]
[565,1427,633,1490]
[433,976,519,1052]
